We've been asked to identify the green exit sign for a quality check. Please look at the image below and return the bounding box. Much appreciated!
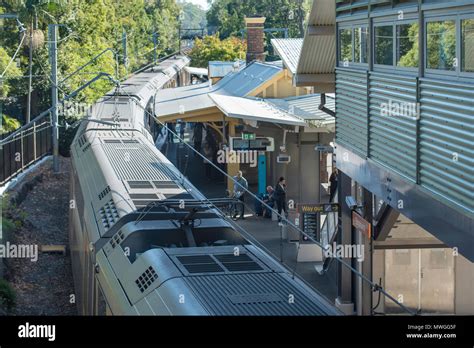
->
[242,133,256,140]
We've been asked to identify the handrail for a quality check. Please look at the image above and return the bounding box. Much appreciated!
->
[0,109,52,145]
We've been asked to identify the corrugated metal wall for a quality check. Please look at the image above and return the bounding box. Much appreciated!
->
[335,69,368,156]
[336,69,474,215]
[419,79,474,212]
[369,72,418,181]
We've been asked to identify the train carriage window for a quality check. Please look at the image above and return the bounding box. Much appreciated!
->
[462,19,474,72]
[397,23,418,68]
[354,27,369,64]
[426,20,456,71]
[339,28,353,64]
[375,25,394,65]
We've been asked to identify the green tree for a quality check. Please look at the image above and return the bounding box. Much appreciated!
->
[0,0,181,126]
[207,0,311,39]
[0,114,21,133]
[181,2,207,31]
[0,46,21,98]
[188,34,246,68]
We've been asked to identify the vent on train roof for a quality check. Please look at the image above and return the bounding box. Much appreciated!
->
[214,254,253,263]
[153,181,180,189]
[103,139,122,143]
[130,193,159,200]
[176,254,263,274]
[133,200,158,209]
[98,199,119,231]
[128,181,154,189]
[110,230,125,249]
[131,193,160,210]
[177,255,224,274]
[164,193,193,200]
[135,266,158,293]
[215,254,263,272]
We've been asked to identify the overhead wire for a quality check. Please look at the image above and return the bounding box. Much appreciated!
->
[0,31,27,79]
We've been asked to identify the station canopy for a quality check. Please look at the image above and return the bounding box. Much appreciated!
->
[266,94,335,132]
[154,61,283,121]
[209,94,307,127]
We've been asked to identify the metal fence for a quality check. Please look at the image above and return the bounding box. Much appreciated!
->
[0,113,52,186]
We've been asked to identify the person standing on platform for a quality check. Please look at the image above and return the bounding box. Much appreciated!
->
[329,168,338,202]
[232,171,248,220]
[193,123,203,154]
[167,122,175,143]
[179,121,186,140]
[274,177,287,226]
[262,186,275,218]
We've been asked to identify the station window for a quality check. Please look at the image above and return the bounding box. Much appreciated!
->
[397,23,418,67]
[374,25,394,65]
[354,27,369,64]
[426,20,456,71]
[339,28,352,63]
[462,19,474,72]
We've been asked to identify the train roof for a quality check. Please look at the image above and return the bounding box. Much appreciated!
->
[70,55,340,316]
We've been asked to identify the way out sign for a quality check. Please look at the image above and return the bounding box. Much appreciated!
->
[352,211,371,239]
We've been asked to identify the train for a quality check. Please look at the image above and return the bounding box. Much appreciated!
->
[68,55,339,315]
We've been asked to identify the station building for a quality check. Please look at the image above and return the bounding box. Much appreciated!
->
[154,17,336,205]
[296,0,474,315]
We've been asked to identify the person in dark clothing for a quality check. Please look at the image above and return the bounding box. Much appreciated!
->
[274,177,287,225]
[192,123,203,154]
[167,122,175,143]
[262,186,275,218]
[329,168,338,202]
[205,127,218,178]
[179,121,186,139]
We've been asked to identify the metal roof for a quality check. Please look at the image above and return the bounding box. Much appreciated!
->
[271,38,303,75]
[185,66,208,76]
[110,55,190,102]
[266,94,336,131]
[184,272,339,315]
[155,61,282,118]
[296,0,336,90]
[208,60,245,78]
[209,94,307,127]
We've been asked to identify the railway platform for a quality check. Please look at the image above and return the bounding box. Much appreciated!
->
[162,135,338,305]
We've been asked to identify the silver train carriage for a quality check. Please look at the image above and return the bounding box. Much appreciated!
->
[69,56,339,316]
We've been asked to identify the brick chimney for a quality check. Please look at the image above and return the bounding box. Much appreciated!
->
[245,16,266,63]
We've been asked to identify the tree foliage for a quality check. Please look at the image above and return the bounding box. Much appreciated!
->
[207,0,312,39]
[188,34,246,68]
[0,0,181,125]
[0,114,21,133]
[181,2,207,31]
